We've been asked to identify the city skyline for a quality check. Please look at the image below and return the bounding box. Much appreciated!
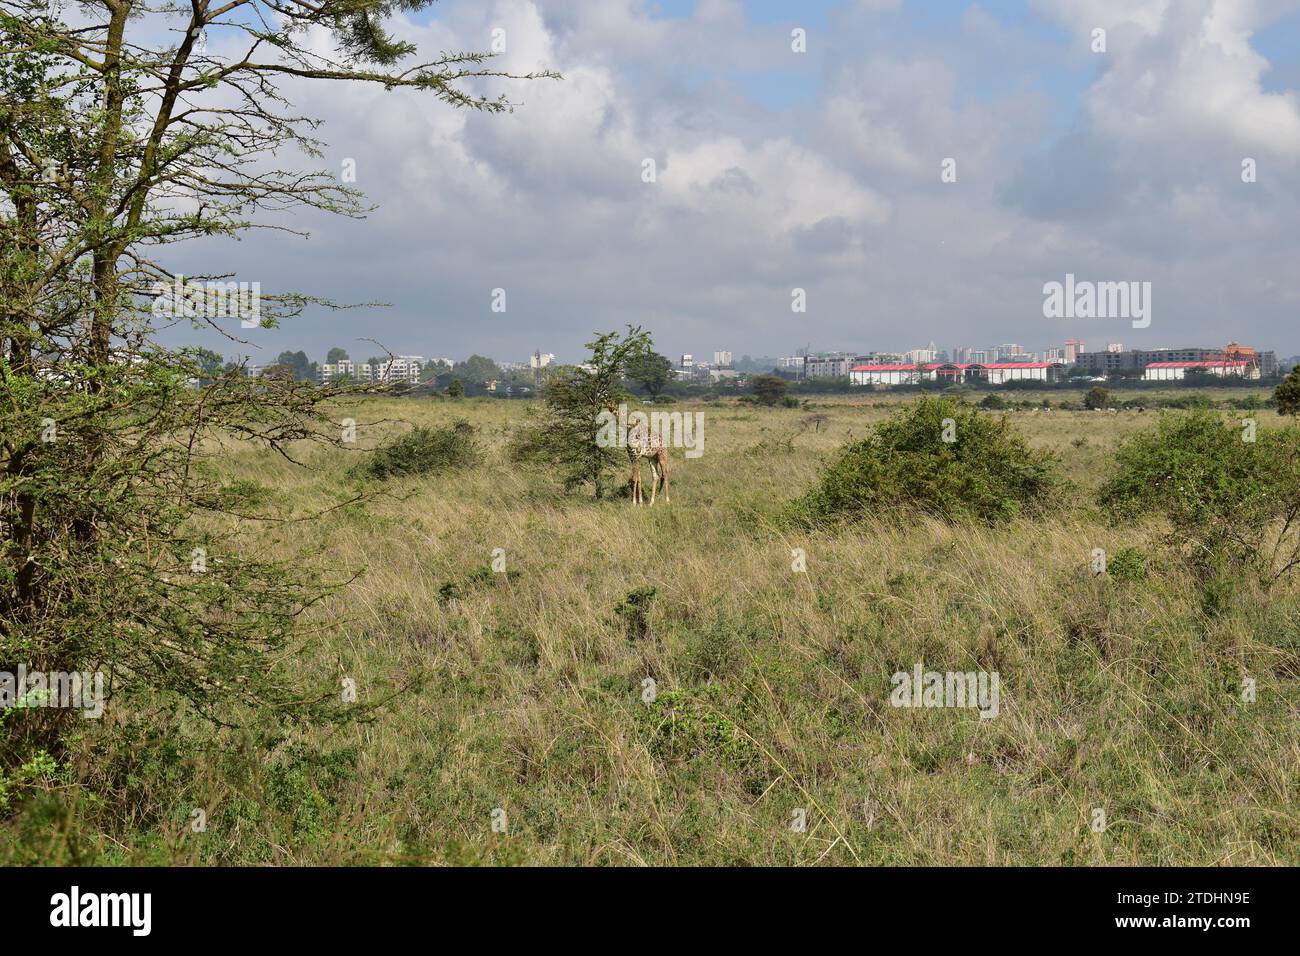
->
[160,0,1300,364]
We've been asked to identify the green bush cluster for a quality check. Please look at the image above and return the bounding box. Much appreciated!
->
[793,396,1060,525]
[354,420,480,481]
[1098,410,1300,585]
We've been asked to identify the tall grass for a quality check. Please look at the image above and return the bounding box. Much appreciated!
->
[2,393,1296,865]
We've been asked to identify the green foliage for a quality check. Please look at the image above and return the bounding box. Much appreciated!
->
[1098,411,1300,585]
[1084,386,1110,410]
[751,374,789,407]
[275,350,316,382]
[1107,546,1148,583]
[980,394,1008,410]
[446,379,465,398]
[0,748,61,812]
[626,352,673,398]
[455,355,503,385]
[533,326,653,497]
[646,689,757,766]
[793,396,1059,525]
[614,586,656,641]
[0,0,548,834]
[354,421,480,481]
[1,357,367,782]
[1275,366,1300,416]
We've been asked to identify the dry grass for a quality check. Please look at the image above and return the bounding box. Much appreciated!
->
[8,390,1298,865]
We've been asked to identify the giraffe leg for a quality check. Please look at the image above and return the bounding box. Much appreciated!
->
[631,459,641,506]
[648,460,658,506]
[659,451,670,503]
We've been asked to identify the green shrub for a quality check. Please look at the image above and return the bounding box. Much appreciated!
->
[792,396,1059,525]
[614,586,656,641]
[1107,546,1148,583]
[751,374,789,407]
[354,421,480,480]
[1084,386,1109,410]
[505,417,549,463]
[1098,411,1300,585]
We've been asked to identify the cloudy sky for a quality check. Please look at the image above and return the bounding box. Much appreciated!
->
[170,0,1300,365]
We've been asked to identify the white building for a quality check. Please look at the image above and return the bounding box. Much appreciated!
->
[529,351,555,369]
[805,352,858,378]
[980,361,1063,385]
[319,355,426,384]
[713,350,733,368]
[849,363,925,386]
[849,361,1065,387]
[778,356,805,377]
[377,355,425,383]
[318,359,352,382]
[1142,360,1258,381]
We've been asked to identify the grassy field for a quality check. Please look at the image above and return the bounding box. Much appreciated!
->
[6,389,1299,865]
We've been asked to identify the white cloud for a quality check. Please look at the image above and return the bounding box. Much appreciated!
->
[166,0,1300,362]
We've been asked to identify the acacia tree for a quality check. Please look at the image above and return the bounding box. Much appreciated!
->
[539,326,652,497]
[0,0,550,774]
[1275,365,1300,417]
[626,351,672,398]
[751,373,788,406]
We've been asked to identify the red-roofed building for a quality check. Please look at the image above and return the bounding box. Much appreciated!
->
[1141,360,1258,381]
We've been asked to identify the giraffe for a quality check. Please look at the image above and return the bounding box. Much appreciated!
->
[622,412,670,506]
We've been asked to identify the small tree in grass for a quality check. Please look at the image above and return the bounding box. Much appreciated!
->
[1084,386,1110,410]
[536,327,652,497]
[1099,411,1300,589]
[752,374,789,407]
[1275,366,1300,417]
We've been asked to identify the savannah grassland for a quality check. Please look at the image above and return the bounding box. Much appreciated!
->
[7,389,1299,866]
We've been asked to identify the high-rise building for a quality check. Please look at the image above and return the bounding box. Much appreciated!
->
[804,352,857,379]
[1065,338,1084,363]
[713,350,733,368]
[906,342,938,364]
[778,356,805,377]
[320,355,425,384]
[680,354,693,369]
